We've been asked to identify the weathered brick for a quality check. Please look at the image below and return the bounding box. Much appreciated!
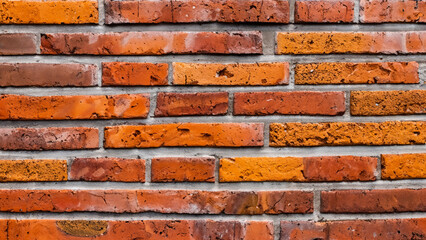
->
[220,156,376,182]
[151,157,215,182]
[321,188,426,213]
[70,158,145,182]
[0,159,67,182]
[276,32,411,54]
[0,127,98,150]
[381,153,426,180]
[105,123,264,148]
[233,91,345,116]
[0,94,150,120]
[173,62,289,85]
[155,92,229,117]
[41,32,262,55]
[0,33,37,55]
[3,219,274,240]
[0,190,313,214]
[270,121,426,147]
[295,0,354,23]
[0,63,97,87]
[0,0,98,24]
[105,0,289,24]
[280,219,426,240]
[406,32,426,53]
[102,62,168,86]
[361,0,426,23]
[294,62,419,84]
[351,90,426,116]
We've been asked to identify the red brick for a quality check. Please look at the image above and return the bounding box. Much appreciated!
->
[155,92,229,117]
[0,189,313,214]
[0,33,37,55]
[104,123,264,148]
[105,0,289,24]
[0,127,98,150]
[102,62,168,86]
[0,94,149,120]
[151,157,215,182]
[41,32,262,55]
[233,91,345,116]
[295,0,354,23]
[406,32,426,53]
[361,0,426,23]
[0,63,97,87]
[321,188,426,213]
[70,158,145,182]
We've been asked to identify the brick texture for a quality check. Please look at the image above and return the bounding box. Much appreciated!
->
[381,153,426,180]
[0,160,67,182]
[102,62,168,86]
[295,0,354,23]
[0,33,37,55]
[361,0,426,23]
[151,157,215,182]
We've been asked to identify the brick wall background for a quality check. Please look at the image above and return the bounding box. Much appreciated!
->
[0,0,425,239]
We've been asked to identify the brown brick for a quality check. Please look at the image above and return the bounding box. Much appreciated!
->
[276,32,409,54]
[0,33,37,55]
[382,153,426,180]
[155,92,228,117]
[351,90,426,116]
[41,32,262,55]
[361,0,426,23]
[151,157,215,182]
[0,94,150,120]
[0,190,312,214]
[270,121,426,147]
[0,63,97,87]
[233,91,345,116]
[70,158,145,182]
[406,32,426,53]
[0,0,98,24]
[0,127,99,150]
[321,188,426,213]
[105,0,289,24]
[173,62,289,86]
[295,62,419,84]
[295,0,354,23]
[102,62,168,86]
[0,159,67,182]
[104,123,264,148]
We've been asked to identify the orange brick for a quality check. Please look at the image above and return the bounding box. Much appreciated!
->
[406,32,426,53]
[0,0,98,24]
[381,153,426,180]
[295,62,419,84]
[173,63,289,85]
[0,160,67,182]
[351,90,426,116]
[151,157,215,182]
[102,62,168,86]
[361,0,426,23]
[0,33,37,55]
[104,123,264,148]
[0,94,149,120]
[295,0,354,23]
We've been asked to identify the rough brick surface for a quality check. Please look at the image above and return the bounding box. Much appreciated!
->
[105,0,290,24]
[0,33,37,55]
[361,0,426,23]
[70,158,145,182]
[102,62,168,86]
[270,121,426,147]
[406,32,426,53]
[233,91,345,116]
[0,160,67,182]
[104,123,264,148]
[351,90,426,116]
[0,94,150,120]
[151,157,215,182]
[295,62,419,84]
[155,92,229,116]
[295,0,354,23]
[381,153,426,180]
[0,127,99,150]
[41,32,263,55]
[173,62,289,85]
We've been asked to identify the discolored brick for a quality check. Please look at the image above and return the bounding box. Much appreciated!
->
[295,0,354,23]
[151,157,215,182]
[381,153,426,180]
[102,62,168,86]
[360,0,426,23]
[0,33,37,55]
[0,159,67,182]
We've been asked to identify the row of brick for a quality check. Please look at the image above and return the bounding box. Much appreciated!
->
[1,90,424,118]
[1,154,424,182]
[1,0,424,24]
[1,218,425,240]
[1,62,420,87]
[2,32,425,55]
[0,121,424,150]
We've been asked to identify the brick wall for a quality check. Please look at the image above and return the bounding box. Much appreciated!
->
[0,0,425,239]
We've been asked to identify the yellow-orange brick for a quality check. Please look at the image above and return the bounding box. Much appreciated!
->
[0,160,67,182]
[381,153,426,180]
